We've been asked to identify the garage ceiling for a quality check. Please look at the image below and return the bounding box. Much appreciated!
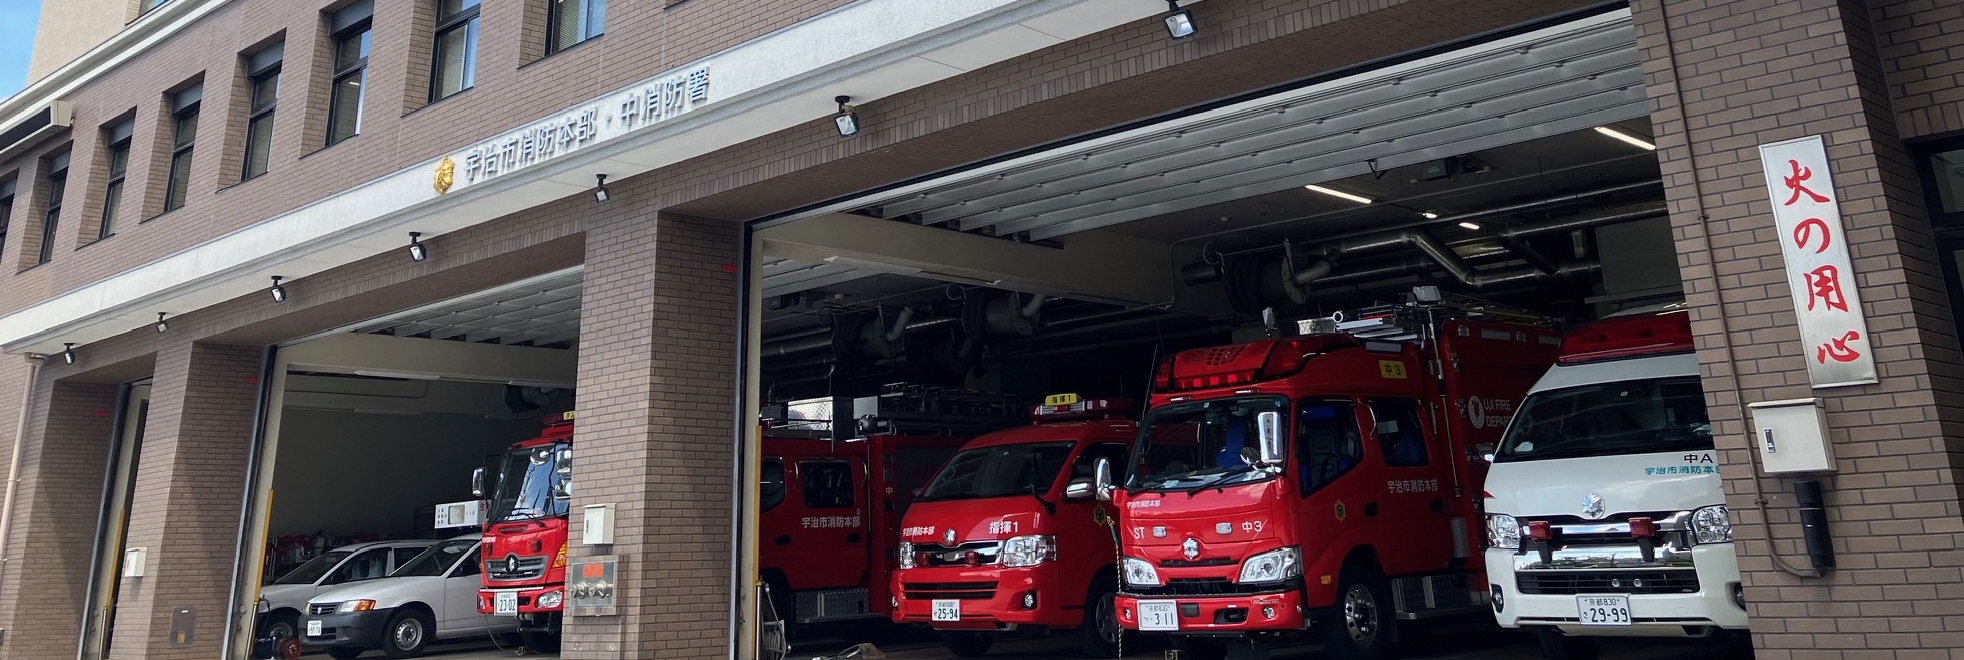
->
[343,268,584,347]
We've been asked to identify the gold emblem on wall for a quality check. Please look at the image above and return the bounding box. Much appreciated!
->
[434,156,456,195]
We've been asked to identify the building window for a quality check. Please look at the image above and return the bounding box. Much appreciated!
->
[546,0,605,54]
[327,12,372,146]
[164,86,200,213]
[243,44,282,180]
[141,0,168,14]
[100,120,132,240]
[39,155,68,265]
[0,180,14,259]
[432,0,479,101]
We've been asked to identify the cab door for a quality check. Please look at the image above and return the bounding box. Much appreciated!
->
[442,546,486,635]
[784,458,870,593]
[1061,441,1129,605]
[1363,399,1453,575]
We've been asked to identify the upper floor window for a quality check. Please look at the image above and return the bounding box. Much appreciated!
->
[547,0,605,54]
[141,0,168,15]
[432,0,480,101]
[243,44,282,180]
[0,179,14,259]
[100,119,133,240]
[327,2,373,146]
[39,153,68,265]
[164,84,201,213]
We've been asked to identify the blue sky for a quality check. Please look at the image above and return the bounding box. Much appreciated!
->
[0,0,39,98]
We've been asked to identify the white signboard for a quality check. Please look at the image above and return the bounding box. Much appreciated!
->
[434,500,482,529]
[1756,135,1877,388]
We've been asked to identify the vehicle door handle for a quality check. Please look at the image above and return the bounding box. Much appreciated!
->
[774,535,791,546]
[1429,499,1444,512]
[1364,502,1379,517]
[846,532,862,543]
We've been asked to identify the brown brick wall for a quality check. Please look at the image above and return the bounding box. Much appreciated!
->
[0,365,118,660]
[106,341,260,660]
[1633,0,1964,657]
[565,210,740,659]
[1875,0,1964,140]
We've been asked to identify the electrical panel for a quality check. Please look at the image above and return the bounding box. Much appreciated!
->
[1748,398,1836,474]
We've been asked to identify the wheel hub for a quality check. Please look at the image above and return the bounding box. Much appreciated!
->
[1343,585,1379,645]
[394,619,423,649]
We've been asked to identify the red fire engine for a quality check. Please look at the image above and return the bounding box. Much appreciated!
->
[1101,300,1560,659]
[891,394,1136,657]
[469,387,1019,653]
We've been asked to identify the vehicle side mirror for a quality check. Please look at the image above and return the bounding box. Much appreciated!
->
[1093,458,1115,502]
[1256,410,1284,468]
[1064,477,1095,501]
[471,467,486,499]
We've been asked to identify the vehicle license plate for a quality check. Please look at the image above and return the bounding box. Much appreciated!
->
[495,591,520,615]
[306,619,323,637]
[931,599,961,622]
[1576,594,1631,626]
[1139,600,1180,631]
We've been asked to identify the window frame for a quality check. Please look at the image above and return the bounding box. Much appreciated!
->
[38,160,67,265]
[242,59,280,180]
[100,135,130,240]
[545,0,605,54]
[1294,398,1362,497]
[1909,135,1964,337]
[430,0,481,101]
[1366,399,1430,468]
[0,182,13,259]
[162,103,199,213]
[760,458,786,512]
[798,459,857,509]
[326,19,372,146]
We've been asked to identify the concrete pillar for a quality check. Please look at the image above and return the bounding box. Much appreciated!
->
[0,365,118,659]
[564,210,741,659]
[106,342,262,660]
[1635,0,1964,656]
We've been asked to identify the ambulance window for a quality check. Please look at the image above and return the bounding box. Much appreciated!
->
[801,460,855,509]
[1369,400,1428,467]
[761,459,786,511]
[1296,400,1360,496]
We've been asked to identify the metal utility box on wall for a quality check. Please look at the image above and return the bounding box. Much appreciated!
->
[1748,398,1836,473]
[582,503,615,545]
[567,555,619,617]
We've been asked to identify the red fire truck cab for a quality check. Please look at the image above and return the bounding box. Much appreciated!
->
[891,395,1136,657]
[473,411,576,653]
[1103,302,1560,659]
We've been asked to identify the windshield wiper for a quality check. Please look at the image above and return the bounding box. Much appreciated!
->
[1185,466,1254,498]
[1027,460,1056,515]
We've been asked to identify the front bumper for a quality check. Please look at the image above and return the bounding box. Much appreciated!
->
[300,608,391,648]
[477,585,564,616]
[1485,544,1748,636]
[1115,590,1305,633]
[892,565,1077,630]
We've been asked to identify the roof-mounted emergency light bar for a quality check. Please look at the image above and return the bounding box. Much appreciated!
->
[1153,336,1339,393]
[1557,310,1694,365]
[1031,393,1132,422]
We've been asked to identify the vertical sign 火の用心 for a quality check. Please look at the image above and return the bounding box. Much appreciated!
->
[1756,135,1877,388]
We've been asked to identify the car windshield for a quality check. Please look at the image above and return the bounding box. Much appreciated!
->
[392,539,478,577]
[1495,376,1713,462]
[918,442,1074,501]
[489,442,571,523]
[273,550,350,585]
[1129,396,1286,491]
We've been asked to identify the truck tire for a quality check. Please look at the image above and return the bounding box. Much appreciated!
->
[1076,576,1123,657]
[940,631,994,657]
[1170,635,1229,660]
[326,647,365,660]
[1321,563,1394,660]
[520,629,561,654]
[1535,628,1600,660]
[381,609,432,658]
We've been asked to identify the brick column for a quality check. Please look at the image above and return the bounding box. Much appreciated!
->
[1634,0,1964,656]
[564,210,740,659]
[107,342,262,660]
[0,364,118,659]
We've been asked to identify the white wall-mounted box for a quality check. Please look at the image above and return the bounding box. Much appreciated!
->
[582,503,615,546]
[1747,398,1836,474]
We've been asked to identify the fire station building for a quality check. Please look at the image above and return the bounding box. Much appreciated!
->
[0,0,1962,658]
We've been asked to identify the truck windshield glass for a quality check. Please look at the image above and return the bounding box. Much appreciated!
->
[1130,396,1286,491]
[1496,376,1712,462]
[392,539,478,577]
[489,442,571,522]
[919,442,1074,501]
[273,550,350,585]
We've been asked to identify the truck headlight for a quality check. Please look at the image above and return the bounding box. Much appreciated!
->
[898,541,915,568]
[1690,505,1733,544]
[1237,546,1302,584]
[1001,535,1056,568]
[1486,513,1521,549]
[336,599,376,614]
[1121,557,1161,587]
[537,590,564,609]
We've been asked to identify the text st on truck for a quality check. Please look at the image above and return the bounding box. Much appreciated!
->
[471,410,575,654]
[1102,298,1561,660]
[892,394,1136,657]
[1481,305,1747,660]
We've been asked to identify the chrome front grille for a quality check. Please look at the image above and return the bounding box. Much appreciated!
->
[308,603,337,616]
[488,555,549,582]
[1518,569,1700,595]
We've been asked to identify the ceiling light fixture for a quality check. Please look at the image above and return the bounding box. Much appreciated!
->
[1458,221,1483,230]
[593,174,611,203]
[407,232,428,262]
[270,276,287,303]
[833,96,859,137]
[62,343,76,365]
[1163,0,1196,39]
[1593,126,1656,151]
[155,312,169,334]
[1303,184,1372,205]
[1421,211,1440,219]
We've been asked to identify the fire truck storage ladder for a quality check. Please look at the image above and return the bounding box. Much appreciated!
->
[765,383,1023,437]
